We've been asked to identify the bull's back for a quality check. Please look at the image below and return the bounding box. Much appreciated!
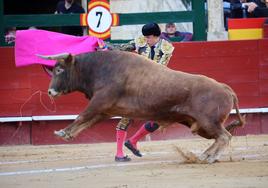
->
[78,51,232,106]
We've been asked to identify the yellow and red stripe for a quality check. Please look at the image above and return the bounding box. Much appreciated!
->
[112,13,119,26]
[88,0,110,10]
[80,13,88,26]
[228,18,266,40]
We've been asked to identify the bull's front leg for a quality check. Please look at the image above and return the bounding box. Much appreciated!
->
[54,113,106,141]
[54,87,118,141]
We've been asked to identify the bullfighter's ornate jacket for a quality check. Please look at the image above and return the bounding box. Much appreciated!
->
[133,36,174,66]
[110,36,174,66]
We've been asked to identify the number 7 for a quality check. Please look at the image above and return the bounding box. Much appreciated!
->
[96,11,103,28]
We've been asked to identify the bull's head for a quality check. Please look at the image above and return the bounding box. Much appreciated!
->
[37,53,75,98]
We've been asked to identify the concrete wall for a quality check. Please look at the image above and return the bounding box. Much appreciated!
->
[110,0,193,40]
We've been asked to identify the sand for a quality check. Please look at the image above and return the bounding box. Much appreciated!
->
[0,134,268,188]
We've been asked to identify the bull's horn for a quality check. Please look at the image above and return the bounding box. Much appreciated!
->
[36,53,70,60]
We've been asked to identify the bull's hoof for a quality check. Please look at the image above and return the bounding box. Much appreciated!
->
[199,153,217,164]
[54,130,73,141]
[206,155,220,164]
[199,153,208,161]
[206,157,216,164]
[54,130,65,137]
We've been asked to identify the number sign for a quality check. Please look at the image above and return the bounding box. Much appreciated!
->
[80,0,119,39]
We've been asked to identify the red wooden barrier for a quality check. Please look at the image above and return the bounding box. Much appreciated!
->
[0,39,267,145]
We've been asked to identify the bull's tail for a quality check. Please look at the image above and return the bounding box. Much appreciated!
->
[225,93,246,133]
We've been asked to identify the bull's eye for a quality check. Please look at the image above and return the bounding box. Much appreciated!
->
[55,68,64,75]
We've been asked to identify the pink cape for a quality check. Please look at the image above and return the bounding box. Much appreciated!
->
[15,29,103,67]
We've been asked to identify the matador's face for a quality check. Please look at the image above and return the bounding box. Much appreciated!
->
[144,35,159,47]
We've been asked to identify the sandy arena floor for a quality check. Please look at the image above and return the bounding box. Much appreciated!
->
[0,134,268,188]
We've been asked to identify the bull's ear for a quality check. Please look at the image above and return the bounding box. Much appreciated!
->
[64,54,75,65]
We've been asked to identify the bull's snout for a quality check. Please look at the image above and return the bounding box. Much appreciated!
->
[48,88,59,97]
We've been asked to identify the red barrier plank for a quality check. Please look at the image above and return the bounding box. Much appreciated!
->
[32,103,87,116]
[0,47,15,69]
[0,104,32,116]
[229,82,259,96]
[0,122,31,145]
[258,38,268,48]
[0,70,31,90]
[193,70,259,84]
[0,88,32,105]
[233,113,261,135]
[170,56,259,73]
[235,96,260,108]
[259,96,268,107]
[172,40,258,58]
[260,80,268,95]
[259,39,268,65]
[260,64,268,79]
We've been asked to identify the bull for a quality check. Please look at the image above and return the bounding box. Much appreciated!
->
[38,50,245,163]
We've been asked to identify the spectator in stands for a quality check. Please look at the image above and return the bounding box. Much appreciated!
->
[55,0,85,36]
[5,27,16,44]
[230,0,267,18]
[230,0,247,18]
[161,23,193,42]
[223,1,232,30]
[4,26,39,45]
[243,0,268,17]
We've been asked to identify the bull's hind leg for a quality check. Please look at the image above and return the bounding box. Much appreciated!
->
[198,126,232,163]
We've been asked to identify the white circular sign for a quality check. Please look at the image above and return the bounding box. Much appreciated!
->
[87,6,112,33]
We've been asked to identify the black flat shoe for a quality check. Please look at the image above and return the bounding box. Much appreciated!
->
[124,140,142,157]
[115,155,131,162]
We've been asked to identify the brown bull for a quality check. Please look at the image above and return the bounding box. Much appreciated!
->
[38,50,245,163]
